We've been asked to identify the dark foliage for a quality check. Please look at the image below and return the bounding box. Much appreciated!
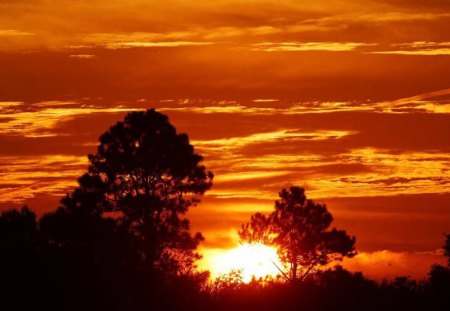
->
[2,207,448,311]
[66,109,213,274]
[240,186,356,280]
[425,234,450,309]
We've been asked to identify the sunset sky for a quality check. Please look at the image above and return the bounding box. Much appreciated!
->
[1,0,450,280]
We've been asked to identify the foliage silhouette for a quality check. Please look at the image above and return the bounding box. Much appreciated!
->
[240,186,356,281]
[426,234,450,309]
[63,109,213,275]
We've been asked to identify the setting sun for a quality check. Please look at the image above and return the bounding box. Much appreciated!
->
[208,243,284,283]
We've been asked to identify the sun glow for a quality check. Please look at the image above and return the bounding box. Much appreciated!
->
[208,243,284,283]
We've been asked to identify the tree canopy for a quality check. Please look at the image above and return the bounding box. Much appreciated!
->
[62,109,213,274]
[240,186,356,281]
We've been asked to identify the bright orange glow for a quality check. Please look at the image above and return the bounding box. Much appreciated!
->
[207,243,283,283]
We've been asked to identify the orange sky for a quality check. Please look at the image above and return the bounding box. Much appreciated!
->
[1,0,450,280]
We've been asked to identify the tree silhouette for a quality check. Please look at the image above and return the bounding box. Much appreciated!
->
[63,109,213,275]
[240,186,356,281]
[427,234,450,306]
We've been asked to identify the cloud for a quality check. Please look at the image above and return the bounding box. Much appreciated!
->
[69,54,96,59]
[158,102,372,115]
[159,96,450,116]
[0,29,34,37]
[0,101,135,137]
[341,250,447,280]
[374,49,450,56]
[312,148,450,197]
[374,88,450,112]
[192,129,354,150]
[372,41,450,55]
[0,102,23,113]
[1,0,449,52]
[353,12,450,23]
[0,155,86,203]
[215,171,291,183]
[3,94,450,207]
[252,98,279,103]
[104,41,213,49]
[251,41,373,52]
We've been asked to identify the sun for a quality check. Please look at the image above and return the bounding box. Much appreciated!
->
[208,243,284,283]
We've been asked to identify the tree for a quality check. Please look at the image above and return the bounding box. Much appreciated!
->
[63,109,213,274]
[240,186,356,281]
[427,234,450,301]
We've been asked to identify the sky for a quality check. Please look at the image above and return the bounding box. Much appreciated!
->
[1,0,450,280]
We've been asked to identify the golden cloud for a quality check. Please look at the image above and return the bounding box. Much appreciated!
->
[0,29,34,37]
[0,155,86,203]
[0,102,135,137]
[251,42,372,52]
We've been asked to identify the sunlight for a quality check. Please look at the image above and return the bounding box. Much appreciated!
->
[208,243,283,283]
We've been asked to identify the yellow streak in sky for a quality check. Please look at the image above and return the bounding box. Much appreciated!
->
[372,48,450,56]
[0,155,86,202]
[252,41,371,52]
[192,129,354,150]
[105,41,212,49]
[0,104,135,137]
[216,171,291,182]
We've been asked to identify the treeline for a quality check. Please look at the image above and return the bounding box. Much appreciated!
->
[1,207,449,311]
[1,109,449,311]
[0,206,208,311]
[208,261,450,311]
